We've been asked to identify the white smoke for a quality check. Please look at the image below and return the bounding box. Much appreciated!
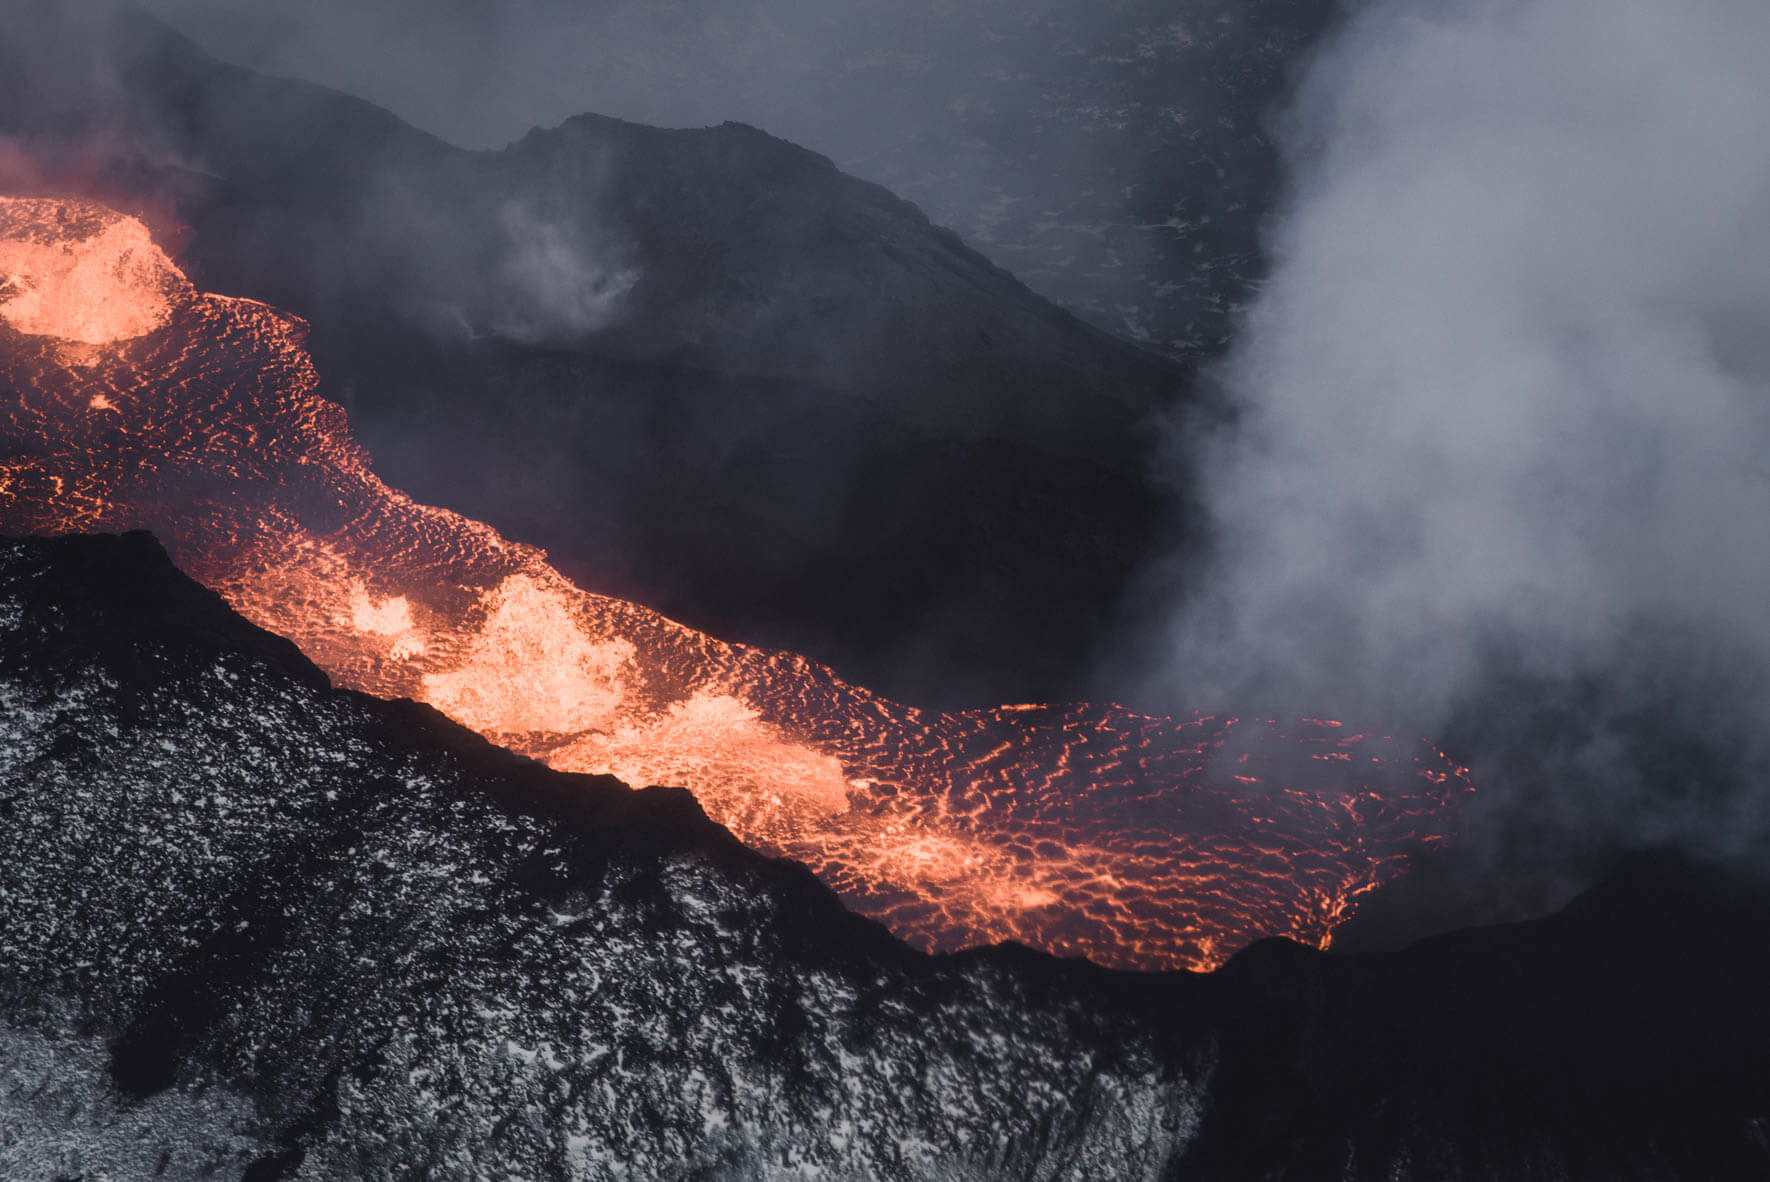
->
[490,201,639,343]
[1158,0,1770,743]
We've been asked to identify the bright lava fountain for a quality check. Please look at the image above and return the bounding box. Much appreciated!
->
[0,197,1472,970]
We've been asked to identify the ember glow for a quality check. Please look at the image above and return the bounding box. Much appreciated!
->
[0,197,1473,970]
[0,200,188,346]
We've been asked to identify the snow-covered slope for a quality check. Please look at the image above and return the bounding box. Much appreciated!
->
[4,531,1770,1180]
[0,532,1208,1180]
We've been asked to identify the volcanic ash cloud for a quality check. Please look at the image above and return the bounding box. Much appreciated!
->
[1160,0,1770,734]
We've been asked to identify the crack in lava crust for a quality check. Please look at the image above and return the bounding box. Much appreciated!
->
[0,197,1473,970]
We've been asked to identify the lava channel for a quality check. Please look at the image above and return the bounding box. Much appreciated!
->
[0,196,1473,970]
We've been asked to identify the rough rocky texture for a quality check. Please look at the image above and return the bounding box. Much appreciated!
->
[5,533,1770,1180]
[0,532,1211,1179]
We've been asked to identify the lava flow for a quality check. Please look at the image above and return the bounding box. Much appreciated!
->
[0,196,1472,971]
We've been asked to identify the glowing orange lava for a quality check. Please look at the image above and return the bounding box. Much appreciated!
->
[0,197,1473,970]
[0,198,188,346]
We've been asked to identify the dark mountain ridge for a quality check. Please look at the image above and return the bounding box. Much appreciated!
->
[0,0,1198,705]
[132,0,1337,362]
[3,530,1769,1179]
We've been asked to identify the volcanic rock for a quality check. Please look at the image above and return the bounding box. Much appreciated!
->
[3,531,1770,1180]
[0,531,1208,1179]
[0,0,1198,705]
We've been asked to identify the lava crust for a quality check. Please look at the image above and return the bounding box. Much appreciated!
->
[0,196,1471,969]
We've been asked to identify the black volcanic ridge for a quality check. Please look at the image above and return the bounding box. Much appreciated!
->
[2,531,1769,1181]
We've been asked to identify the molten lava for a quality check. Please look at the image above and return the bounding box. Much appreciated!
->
[0,197,1473,970]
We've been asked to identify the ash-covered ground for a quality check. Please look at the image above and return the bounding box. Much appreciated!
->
[4,533,1769,1181]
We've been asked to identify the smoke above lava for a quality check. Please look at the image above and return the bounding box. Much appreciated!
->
[1145,0,1770,920]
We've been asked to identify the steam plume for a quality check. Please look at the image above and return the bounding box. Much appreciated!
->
[1151,0,1770,893]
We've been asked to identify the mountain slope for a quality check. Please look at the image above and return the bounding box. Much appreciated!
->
[3,531,1770,1180]
[0,0,1196,704]
[134,0,1336,360]
[0,531,1209,1179]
